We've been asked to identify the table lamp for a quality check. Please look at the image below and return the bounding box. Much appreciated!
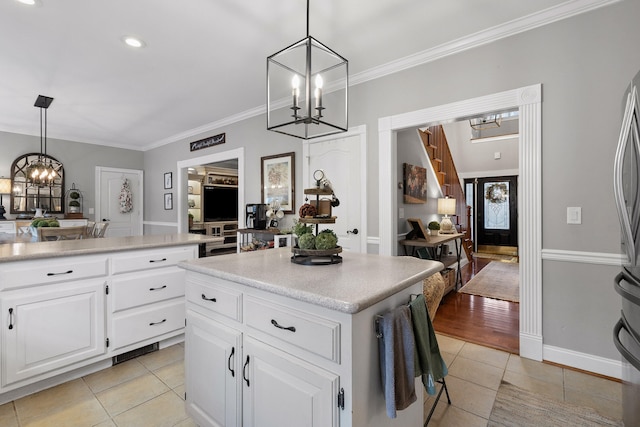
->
[437,197,456,234]
[0,178,11,220]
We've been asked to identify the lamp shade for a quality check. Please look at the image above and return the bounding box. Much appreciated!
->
[0,178,11,194]
[437,197,456,215]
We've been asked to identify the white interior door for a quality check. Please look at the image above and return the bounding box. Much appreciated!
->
[95,167,143,237]
[303,126,367,253]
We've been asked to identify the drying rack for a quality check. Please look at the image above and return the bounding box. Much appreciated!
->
[375,294,451,426]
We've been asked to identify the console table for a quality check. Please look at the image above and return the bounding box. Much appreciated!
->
[399,232,464,291]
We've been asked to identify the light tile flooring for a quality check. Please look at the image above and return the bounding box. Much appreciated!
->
[0,337,623,427]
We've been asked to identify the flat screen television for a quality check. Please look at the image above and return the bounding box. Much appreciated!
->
[203,186,238,221]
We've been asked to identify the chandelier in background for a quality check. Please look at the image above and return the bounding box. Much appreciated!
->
[267,0,348,139]
[27,95,57,187]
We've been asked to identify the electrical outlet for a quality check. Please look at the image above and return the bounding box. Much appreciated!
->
[494,152,501,159]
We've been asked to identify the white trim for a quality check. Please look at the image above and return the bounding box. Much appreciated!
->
[542,249,627,266]
[140,0,619,152]
[470,134,519,144]
[378,84,543,362]
[176,148,245,233]
[543,344,622,379]
[302,125,368,253]
[143,221,179,228]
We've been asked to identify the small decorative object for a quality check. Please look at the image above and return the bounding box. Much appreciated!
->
[64,183,84,218]
[298,233,316,250]
[189,132,226,152]
[119,179,133,213]
[403,163,427,204]
[188,199,196,208]
[164,172,172,189]
[164,193,173,210]
[315,229,338,250]
[261,152,295,213]
[485,183,508,204]
[428,221,440,236]
[407,218,428,240]
[298,203,317,218]
[188,212,194,229]
[188,185,194,194]
[292,218,313,237]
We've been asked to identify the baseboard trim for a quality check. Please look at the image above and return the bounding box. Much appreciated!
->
[543,344,621,379]
[520,332,543,361]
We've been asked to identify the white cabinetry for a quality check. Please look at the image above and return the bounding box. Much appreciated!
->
[1,278,106,388]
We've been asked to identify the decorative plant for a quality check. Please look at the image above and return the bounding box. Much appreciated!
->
[298,233,316,250]
[292,218,313,236]
[315,229,338,250]
[69,200,81,207]
[428,221,440,230]
[69,191,80,200]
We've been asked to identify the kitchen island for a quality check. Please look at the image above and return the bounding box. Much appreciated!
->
[0,233,216,404]
[180,248,443,427]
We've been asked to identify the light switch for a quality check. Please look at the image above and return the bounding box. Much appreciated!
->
[494,152,501,159]
[89,207,95,214]
[567,207,581,224]
[399,207,405,219]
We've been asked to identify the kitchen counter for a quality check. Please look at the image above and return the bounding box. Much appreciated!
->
[0,233,217,263]
[179,247,443,313]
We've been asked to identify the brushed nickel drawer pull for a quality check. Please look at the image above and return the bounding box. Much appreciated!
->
[271,319,296,333]
[149,285,167,291]
[149,319,167,326]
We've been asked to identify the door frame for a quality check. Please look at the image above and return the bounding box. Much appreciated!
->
[95,166,144,236]
[378,84,542,361]
[302,125,368,253]
[176,147,245,233]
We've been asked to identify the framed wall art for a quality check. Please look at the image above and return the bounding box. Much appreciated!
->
[164,193,173,210]
[403,163,427,204]
[164,172,172,189]
[261,152,295,213]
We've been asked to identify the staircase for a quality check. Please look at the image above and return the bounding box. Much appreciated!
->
[418,127,474,261]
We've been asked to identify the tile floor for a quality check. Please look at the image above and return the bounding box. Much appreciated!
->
[0,337,623,427]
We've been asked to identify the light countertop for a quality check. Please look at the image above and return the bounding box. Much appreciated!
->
[0,233,216,263]
[179,248,443,314]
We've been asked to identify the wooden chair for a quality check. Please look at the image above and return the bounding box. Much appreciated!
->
[38,226,87,241]
[92,221,109,238]
[86,221,96,237]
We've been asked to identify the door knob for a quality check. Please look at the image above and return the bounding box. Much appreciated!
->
[347,228,359,235]
[102,219,110,222]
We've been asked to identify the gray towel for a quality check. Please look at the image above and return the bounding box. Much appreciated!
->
[378,305,417,418]
[410,294,448,395]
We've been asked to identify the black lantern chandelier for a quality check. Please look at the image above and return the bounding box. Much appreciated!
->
[267,0,348,139]
[27,95,57,187]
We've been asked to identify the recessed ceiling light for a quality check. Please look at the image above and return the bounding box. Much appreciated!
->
[122,36,145,48]
[16,0,37,5]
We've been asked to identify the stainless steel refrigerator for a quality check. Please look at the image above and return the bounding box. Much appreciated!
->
[613,69,640,426]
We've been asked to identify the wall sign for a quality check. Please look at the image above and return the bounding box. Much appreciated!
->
[190,133,226,152]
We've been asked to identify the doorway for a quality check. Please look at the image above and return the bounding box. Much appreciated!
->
[95,167,143,237]
[378,84,543,361]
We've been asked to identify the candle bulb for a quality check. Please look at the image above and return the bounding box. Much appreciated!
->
[315,74,323,109]
[291,75,300,109]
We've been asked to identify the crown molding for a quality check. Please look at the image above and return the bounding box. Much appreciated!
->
[146,0,620,151]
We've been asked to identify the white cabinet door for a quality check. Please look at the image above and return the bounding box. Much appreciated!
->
[186,310,241,427]
[1,279,106,387]
[243,336,339,427]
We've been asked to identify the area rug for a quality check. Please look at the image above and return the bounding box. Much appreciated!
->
[458,261,519,302]
[488,381,622,427]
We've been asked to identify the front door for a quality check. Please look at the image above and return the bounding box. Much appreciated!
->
[303,128,367,253]
[475,176,518,248]
[95,167,143,236]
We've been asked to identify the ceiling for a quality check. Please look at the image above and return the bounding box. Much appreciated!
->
[0,0,614,151]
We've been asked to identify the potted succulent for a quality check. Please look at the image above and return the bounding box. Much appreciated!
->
[68,191,81,213]
[188,212,194,229]
[427,221,440,236]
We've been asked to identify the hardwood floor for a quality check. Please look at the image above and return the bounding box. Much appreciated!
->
[432,256,520,354]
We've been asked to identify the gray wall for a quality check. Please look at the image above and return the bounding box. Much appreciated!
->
[0,131,143,220]
[142,1,640,363]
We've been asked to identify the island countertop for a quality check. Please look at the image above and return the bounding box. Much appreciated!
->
[179,247,443,314]
[0,233,216,263]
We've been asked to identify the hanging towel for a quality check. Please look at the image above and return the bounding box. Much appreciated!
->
[410,294,448,395]
[378,305,417,419]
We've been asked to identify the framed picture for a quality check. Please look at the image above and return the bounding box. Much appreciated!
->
[164,193,173,210]
[403,163,427,204]
[261,152,295,213]
[406,217,428,240]
[164,172,172,189]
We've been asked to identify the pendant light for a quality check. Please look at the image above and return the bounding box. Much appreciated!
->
[27,95,57,187]
[267,0,348,139]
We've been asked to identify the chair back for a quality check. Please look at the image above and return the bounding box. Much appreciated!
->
[92,221,110,238]
[38,225,88,241]
[86,221,96,236]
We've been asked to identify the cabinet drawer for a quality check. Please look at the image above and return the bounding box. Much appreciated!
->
[112,247,196,274]
[111,268,185,313]
[245,296,340,363]
[0,256,108,290]
[111,299,185,350]
[186,276,242,322]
